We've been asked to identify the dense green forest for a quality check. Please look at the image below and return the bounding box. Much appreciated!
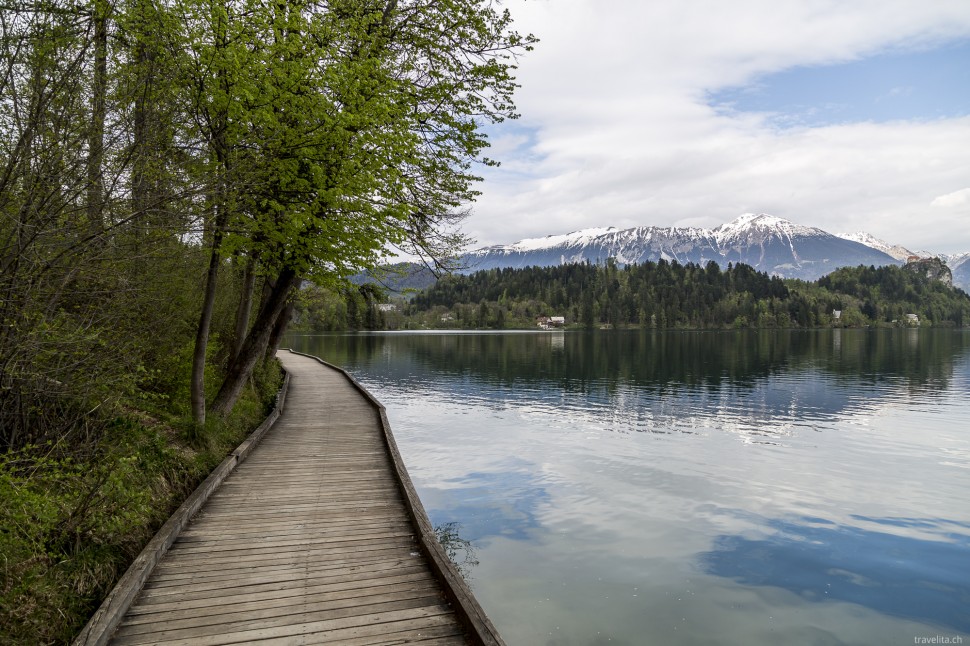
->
[0,0,531,641]
[294,260,970,331]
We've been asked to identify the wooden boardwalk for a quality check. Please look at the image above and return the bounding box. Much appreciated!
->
[102,350,500,645]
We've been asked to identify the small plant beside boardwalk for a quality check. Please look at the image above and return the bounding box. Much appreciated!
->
[0,364,281,645]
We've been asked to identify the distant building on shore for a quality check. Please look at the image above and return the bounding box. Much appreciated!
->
[537,316,565,329]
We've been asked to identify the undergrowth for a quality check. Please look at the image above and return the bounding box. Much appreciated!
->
[0,361,282,645]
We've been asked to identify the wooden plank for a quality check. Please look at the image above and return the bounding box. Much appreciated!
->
[204,483,403,501]
[121,581,443,628]
[172,520,413,547]
[214,469,397,481]
[180,512,410,531]
[127,571,437,612]
[195,497,406,517]
[164,533,417,556]
[113,606,459,646]
[95,351,500,646]
[138,562,429,600]
[175,515,407,539]
[172,526,415,547]
[180,502,404,524]
[297,624,467,646]
[149,546,417,577]
[113,595,451,644]
[185,505,405,525]
[165,531,416,557]
[224,623,465,646]
[143,557,425,591]
[142,539,422,571]
[137,563,430,599]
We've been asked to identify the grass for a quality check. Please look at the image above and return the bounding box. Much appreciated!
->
[0,361,282,645]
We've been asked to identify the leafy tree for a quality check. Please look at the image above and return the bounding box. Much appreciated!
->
[202,0,535,417]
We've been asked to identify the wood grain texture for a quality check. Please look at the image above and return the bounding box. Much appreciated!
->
[101,350,498,645]
[73,374,291,646]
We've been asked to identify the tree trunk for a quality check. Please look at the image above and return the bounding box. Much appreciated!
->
[265,299,294,362]
[189,216,225,427]
[210,268,298,416]
[232,256,256,362]
[258,273,275,312]
[86,0,108,235]
[131,0,156,225]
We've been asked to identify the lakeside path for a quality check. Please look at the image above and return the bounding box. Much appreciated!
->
[105,350,501,645]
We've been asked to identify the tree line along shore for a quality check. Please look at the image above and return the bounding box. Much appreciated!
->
[293,259,970,332]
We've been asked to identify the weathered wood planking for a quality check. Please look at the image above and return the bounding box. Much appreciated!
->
[97,349,502,645]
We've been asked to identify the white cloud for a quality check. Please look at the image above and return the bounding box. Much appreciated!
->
[465,0,970,254]
[931,187,970,208]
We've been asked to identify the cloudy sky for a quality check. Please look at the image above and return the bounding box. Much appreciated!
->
[464,0,970,254]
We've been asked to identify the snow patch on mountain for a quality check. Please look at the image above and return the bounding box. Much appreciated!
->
[715,213,826,245]
[836,232,919,262]
[488,227,620,253]
[941,252,970,292]
[942,252,970,269]
[461,213,970,284]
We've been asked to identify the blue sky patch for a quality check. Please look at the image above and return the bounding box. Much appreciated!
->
[708,40,970,127]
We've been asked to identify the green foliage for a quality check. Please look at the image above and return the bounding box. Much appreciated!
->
[0,367,280,644]
[402,260,801,329]
[168,0,534,286]
[292,283,389,332]
[355,261,970,330]
[0,429,174,643]
[818,264,970,327]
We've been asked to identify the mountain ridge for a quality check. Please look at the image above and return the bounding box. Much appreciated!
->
[463,214,970,289]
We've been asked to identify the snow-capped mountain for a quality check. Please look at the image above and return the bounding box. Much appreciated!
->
[464,214,899,281]
[835,232,924,262]
[466,225,722,268]
[942,252,970,292]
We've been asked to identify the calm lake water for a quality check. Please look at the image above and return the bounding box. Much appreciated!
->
[285,329,970,646]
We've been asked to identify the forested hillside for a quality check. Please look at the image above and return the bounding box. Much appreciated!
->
[299,259,970,331]
[409,260,969,329]
[0,1,532,641]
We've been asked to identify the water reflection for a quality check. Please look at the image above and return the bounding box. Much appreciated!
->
[427,467,549,543]
[289,330,970,445]
[434,521,480,579]
[283,329,970,644]
[290,330,969,412]
[701,515,970,632]
[290,329,970,395]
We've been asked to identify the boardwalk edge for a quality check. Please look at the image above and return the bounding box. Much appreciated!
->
[284,348,507,646]
[71,371,291,646]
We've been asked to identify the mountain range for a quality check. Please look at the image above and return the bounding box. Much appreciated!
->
[463,214,970,291]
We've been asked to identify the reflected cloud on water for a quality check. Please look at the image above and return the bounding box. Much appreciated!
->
[700,514,970,632]
[422,464,550,544]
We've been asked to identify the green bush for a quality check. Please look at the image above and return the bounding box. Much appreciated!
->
[0,362,282,645]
